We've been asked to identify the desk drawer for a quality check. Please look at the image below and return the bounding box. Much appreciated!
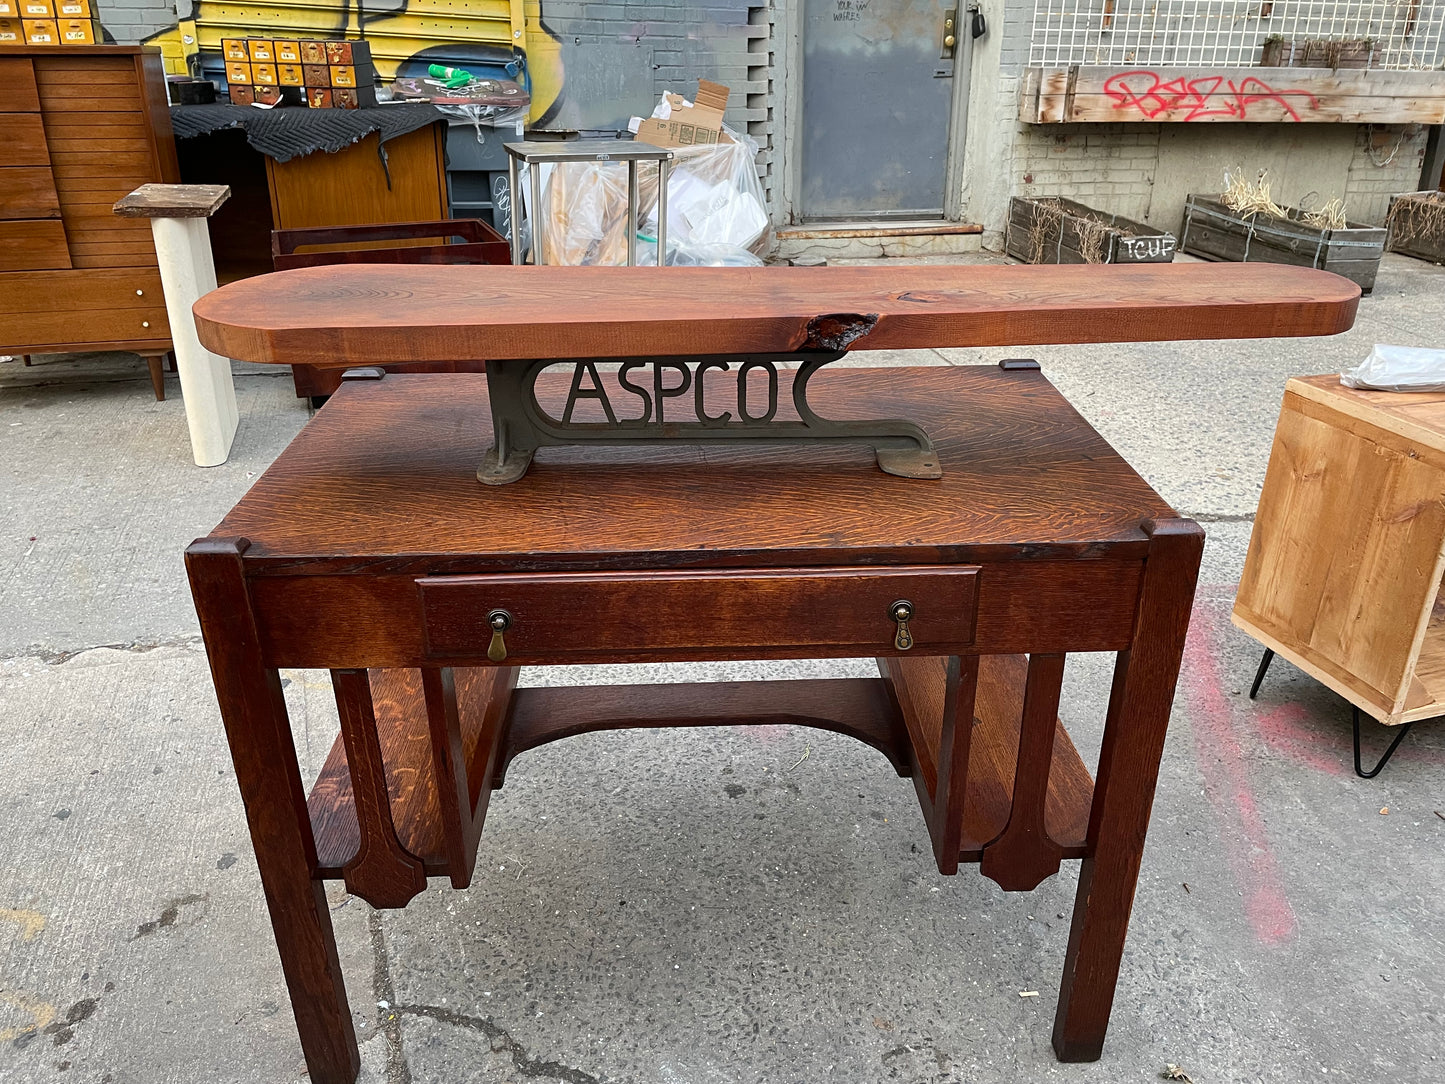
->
[418,566,979,662]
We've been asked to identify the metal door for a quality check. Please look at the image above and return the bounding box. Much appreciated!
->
[801,0,960,220]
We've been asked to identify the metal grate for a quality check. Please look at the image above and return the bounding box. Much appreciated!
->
[1028,0,1445,70]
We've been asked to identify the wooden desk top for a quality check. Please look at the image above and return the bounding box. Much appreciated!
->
[217,366,1175,571]
[192,263,1360,367]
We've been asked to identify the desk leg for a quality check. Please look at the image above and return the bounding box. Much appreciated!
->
[187,538,361,1084]
[1052,518,1203,1062]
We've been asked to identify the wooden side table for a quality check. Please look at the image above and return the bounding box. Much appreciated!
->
[185,262,1357,1083]
[1234,374,1445,774]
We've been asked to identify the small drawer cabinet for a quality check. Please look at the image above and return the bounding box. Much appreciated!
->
[0,45,178,365]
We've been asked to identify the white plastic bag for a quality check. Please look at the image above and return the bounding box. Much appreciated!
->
[645,131,770,252]
[1340,344,1445,392]
[636,237,764,266]
[538,124,770,265]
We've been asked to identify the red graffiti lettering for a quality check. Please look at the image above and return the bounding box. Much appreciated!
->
[1102,70,1320,122]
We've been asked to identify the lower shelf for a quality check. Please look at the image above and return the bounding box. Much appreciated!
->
[306,658,1096,879]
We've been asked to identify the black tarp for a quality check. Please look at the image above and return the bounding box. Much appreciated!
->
[170,103,446,163]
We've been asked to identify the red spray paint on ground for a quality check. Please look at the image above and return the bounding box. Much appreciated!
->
[1182,601,1299,945]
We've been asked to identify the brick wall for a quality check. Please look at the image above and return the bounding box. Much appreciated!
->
[1344,125,1432,224]
[94,0,176,44]
[542,0,760,130]
[1013,125,1161,222]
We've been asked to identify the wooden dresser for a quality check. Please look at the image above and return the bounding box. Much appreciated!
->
[0,45,179,371]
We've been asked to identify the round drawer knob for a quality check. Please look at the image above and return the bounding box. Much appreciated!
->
[141,321,150,328]
[136,289,144,296]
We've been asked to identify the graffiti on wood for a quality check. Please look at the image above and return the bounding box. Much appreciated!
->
[1102,70,1320,121]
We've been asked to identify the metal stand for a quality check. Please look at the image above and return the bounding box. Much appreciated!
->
[503,139,673,266]
[1252,646,1416,778]
[1249,647,1274,699]
[1352,708,1415,779]
[477,348,942,485]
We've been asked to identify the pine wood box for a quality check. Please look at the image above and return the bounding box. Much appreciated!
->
[1005,196,1177,265]
[1234,375,1445,725]
[1180,194,1386,292]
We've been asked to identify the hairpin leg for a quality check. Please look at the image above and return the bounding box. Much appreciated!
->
[1352,707,1413,779]
[1249,648,1274,700]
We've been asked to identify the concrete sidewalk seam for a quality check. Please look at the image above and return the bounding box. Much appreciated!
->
[3,637,204,665]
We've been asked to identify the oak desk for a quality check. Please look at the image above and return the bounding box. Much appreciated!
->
[186,264,1357,1083]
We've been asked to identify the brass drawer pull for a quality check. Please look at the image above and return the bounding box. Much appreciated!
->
[891,599,914,651]
[487,609,512,662]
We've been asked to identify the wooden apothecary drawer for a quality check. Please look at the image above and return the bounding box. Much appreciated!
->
[418,566,979,662]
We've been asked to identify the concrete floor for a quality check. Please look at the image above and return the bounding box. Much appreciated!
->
[1,254,1443,1084]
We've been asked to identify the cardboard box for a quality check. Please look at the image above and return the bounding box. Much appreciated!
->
[333,87,359,109]
[0,17,21,40]
[306,87,332,108]
[57,16,91,41]
[22,17,57,42]
[301,63,326,87]
[228,83,254,105]
[300,39,326,64]
[253,84,281,105]
[55,0,89,15]
[246,38,273,62]
[0,0,20,16]
[20,0,52,16]
[225,60,252,85]
[631,80,733,147]
[274,39,300,62]
[329,64,355,88]
[323,40,350,64]
[277,63,303,86]
[252,62,276,84]
[222,37,249,61]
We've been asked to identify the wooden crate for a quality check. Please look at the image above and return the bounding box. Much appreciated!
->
[1386,190,1445,266]
[1005,196,1177,264]
[1233,375,1445,725]
[1180,194,1385,292]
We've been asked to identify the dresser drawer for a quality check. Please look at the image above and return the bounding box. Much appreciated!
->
[418,566,979,663]
[0,57,40,111]
[0,219,69,271]
[0,268,169,350]
[2,114,49,166]
[0,166,60,219]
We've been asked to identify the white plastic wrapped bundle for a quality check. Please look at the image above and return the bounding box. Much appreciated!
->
[537,125,770,265]
[1341,345,1445,392]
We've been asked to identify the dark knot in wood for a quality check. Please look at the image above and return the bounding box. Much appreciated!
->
[804,312,879,352]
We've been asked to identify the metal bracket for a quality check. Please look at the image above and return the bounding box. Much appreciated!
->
[477,349,942,485]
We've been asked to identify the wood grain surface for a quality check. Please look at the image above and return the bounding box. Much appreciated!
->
[1232,374,1445,723]
[192,262,1361,366]
[217,366,1175,566]
[882,653,1092,867]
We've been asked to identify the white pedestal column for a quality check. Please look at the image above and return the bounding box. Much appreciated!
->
[148,215,239,467]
